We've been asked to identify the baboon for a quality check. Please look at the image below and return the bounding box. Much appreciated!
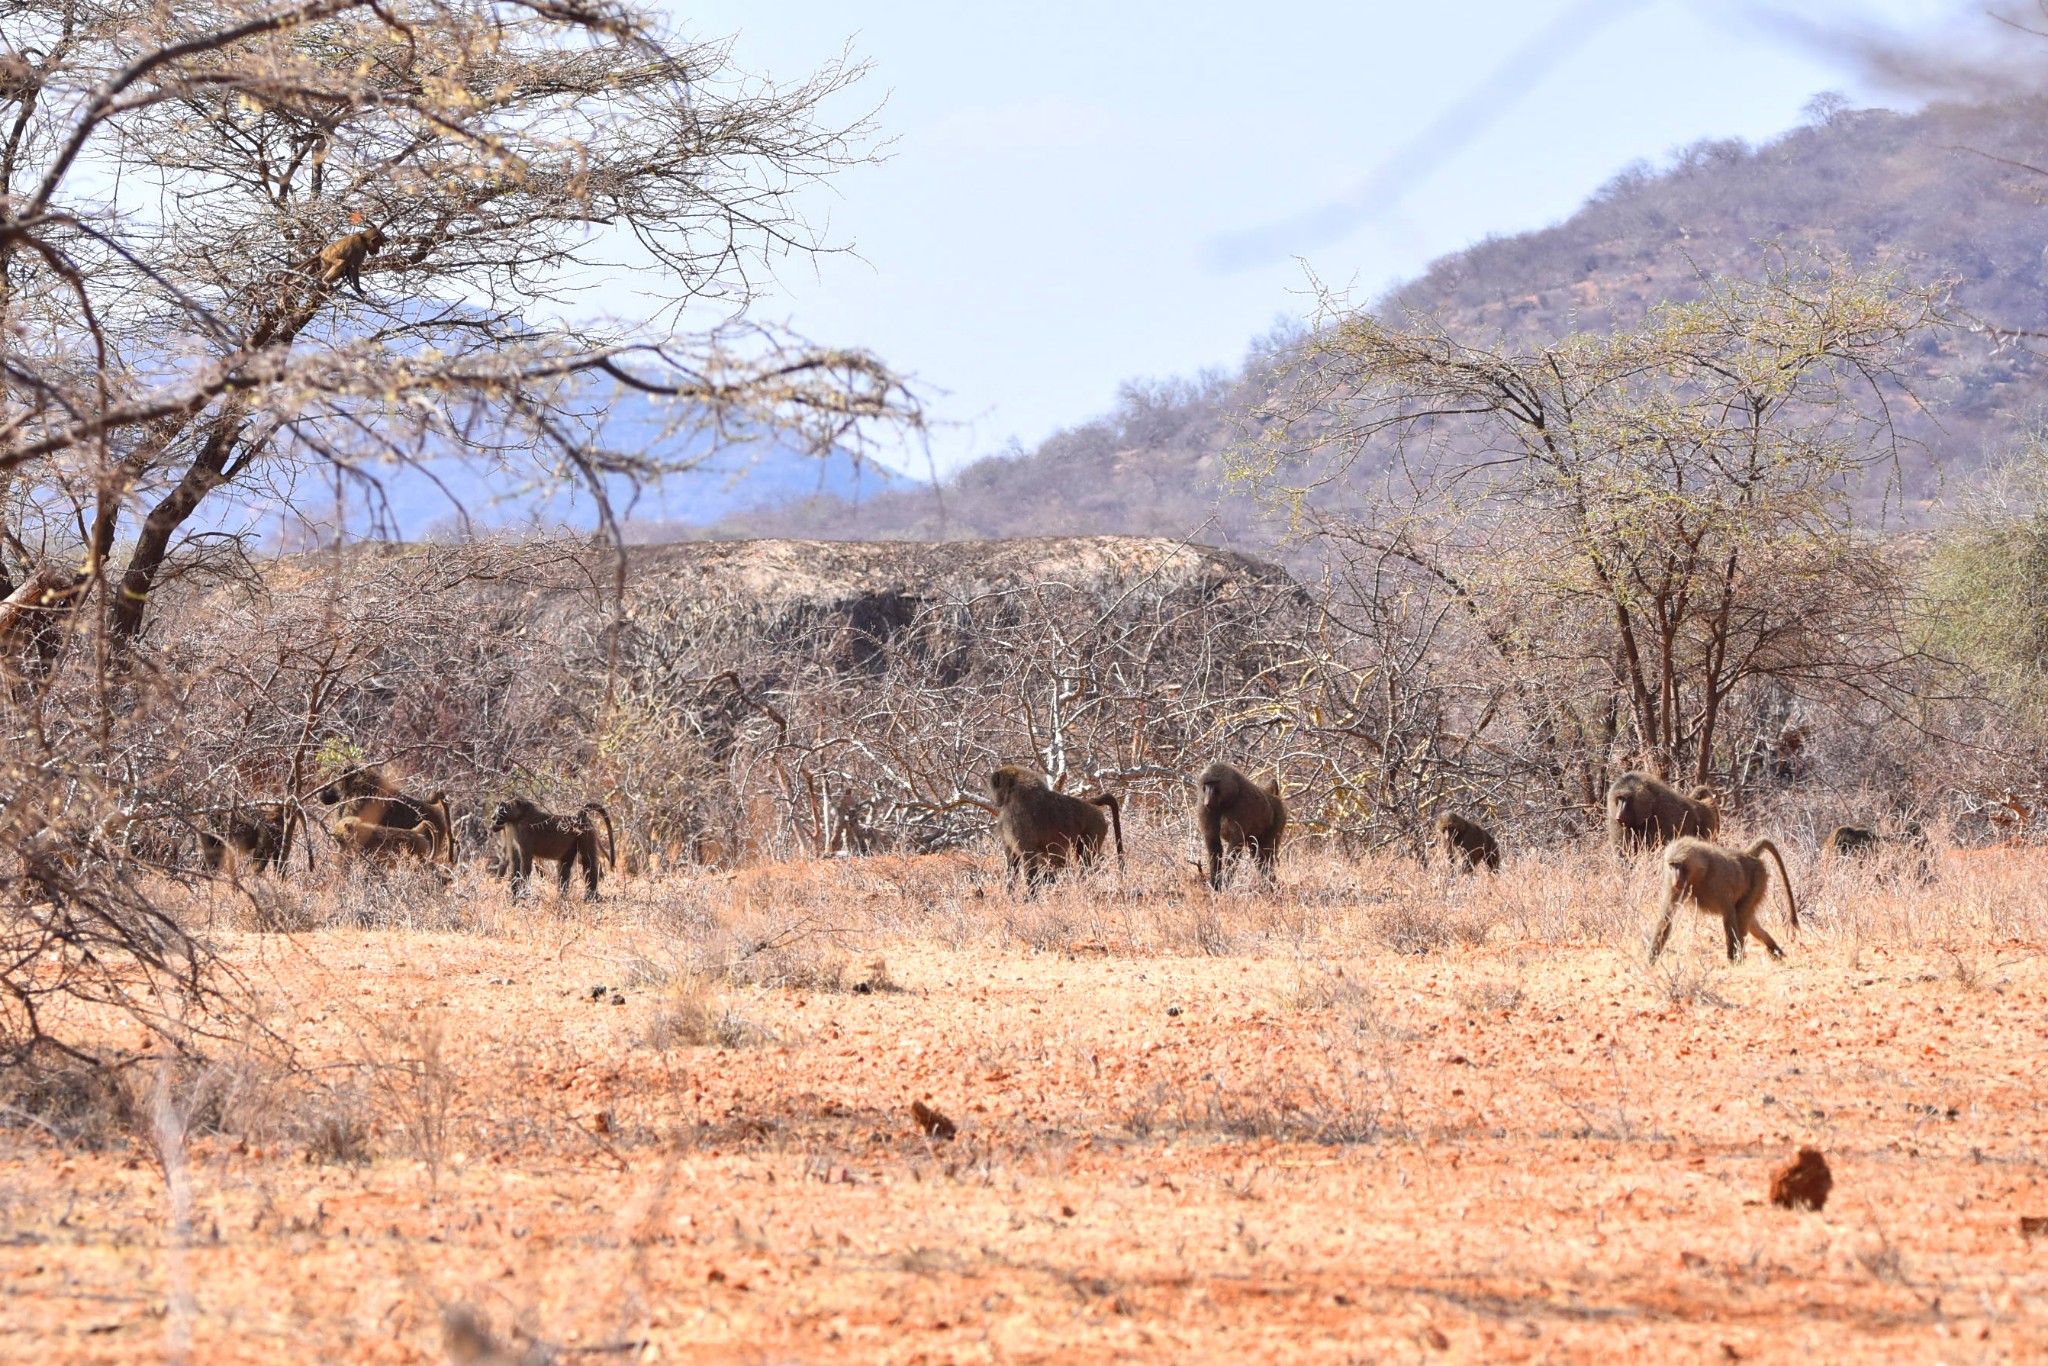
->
[1196,762,1287,890]
[312,225,385,298]
[1649,836,1799,963]
[331,814,437,864]
[488,799,616,898]
[199,802,311,875]
[988,766,1123,891]
[1607,770,1720,852]
[1433,813,1501,872]
[313,766,452,863]
[1821,824,1881,857]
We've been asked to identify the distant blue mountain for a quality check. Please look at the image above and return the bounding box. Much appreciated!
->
[218,389,932,546]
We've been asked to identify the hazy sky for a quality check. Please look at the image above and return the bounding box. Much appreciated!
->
[635,1,1956,477]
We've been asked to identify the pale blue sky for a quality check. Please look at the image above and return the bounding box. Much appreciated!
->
[634,2,1957,477]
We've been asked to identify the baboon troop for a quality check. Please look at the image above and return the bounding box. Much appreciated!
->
[1650,836,1799,963]
[198,802,310,875]
[488,799,617,899]
[314,766,452,864]
[1433,814,1501,872]
[162,747,1913,971]
[1606,770,1720,852]
[988,765,1123,890]
[1196,761,1286,890]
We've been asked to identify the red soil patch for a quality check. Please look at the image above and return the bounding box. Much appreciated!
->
[4,865,2047,1362]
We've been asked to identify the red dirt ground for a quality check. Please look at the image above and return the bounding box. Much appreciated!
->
[4,862,2047,1363]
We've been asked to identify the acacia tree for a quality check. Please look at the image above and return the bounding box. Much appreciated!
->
[1246,264,1947,792]
[0,0,918,1072]
[0,0,917,646]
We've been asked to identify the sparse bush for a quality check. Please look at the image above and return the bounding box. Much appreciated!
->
[0,1048,141,1148]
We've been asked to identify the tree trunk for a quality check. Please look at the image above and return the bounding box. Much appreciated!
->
[108,409,247,642]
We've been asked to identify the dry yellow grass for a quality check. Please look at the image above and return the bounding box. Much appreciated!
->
[4,837,2047,1362]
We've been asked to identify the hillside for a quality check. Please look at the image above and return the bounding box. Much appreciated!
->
[691,98,2048,544]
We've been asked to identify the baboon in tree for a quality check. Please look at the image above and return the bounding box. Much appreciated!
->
[1821,825,1880,857]
[988,766,1123,891]
[331,814,438,864]
[1433,813,1501,872]
[199,802,311,875]
[1196,762,1287,890]
[314,766,452,863]
[488,799,617,898]
[312,225,385,298]
[1649,836,1799,963]
[1607,770,1720,852]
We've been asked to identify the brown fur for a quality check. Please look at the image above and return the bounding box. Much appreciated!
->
[331,814,436,864]
[488,798,616,898]
[313,225,385,298]
[988,766,1122,891]
[1650,836,1799,963]
[1433,813,1501,872]
[1821,824,1880,857]
[313,766,452,864]
[199,801,311,876]
[1607,770,1720,852]
[1768,1147,1833,1211]
[1196,762,1287,890]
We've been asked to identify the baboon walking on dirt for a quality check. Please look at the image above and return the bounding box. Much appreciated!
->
[1196,762,1286,890]
[1607,771,1719,852]
[1650,836,1799,963]
[988,766,1123,891]
[489,799,616,898]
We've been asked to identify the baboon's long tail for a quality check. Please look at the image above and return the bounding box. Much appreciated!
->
[584,803,618,870]
[425,793,454,864]
[1090,793,1124,870]
[1750,838,1799,934]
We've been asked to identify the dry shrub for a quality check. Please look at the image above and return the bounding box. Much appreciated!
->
[1273,961,1375,1014]
[1635,951,1733,1007]
[368,1012,457,1187]
[1163,982,1409,1145]
[0,1012,317,1153]
[0,1047,141,1147]
[720,916,849,991]
[640,974,777,1050]
[296,1080,376,1166]
[1454,973,1526,1013]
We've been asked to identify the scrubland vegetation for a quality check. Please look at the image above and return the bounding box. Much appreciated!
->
[8,844,2048,1361]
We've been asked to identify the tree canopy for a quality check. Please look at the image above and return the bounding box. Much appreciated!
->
[0,0,917,642]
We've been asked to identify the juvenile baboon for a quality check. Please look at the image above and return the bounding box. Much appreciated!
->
[199,802,311,875]
[1607,770,1720,852]
[488,799,617,898]
[988,766,1123,891]
[314,766,452,863]
[312,225,385,298]
[330,814,437,864]
[1433,813,1501,872]
[1649,836,1799,963]
[1197,762,1287,890]
[1821,824,1881,857]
